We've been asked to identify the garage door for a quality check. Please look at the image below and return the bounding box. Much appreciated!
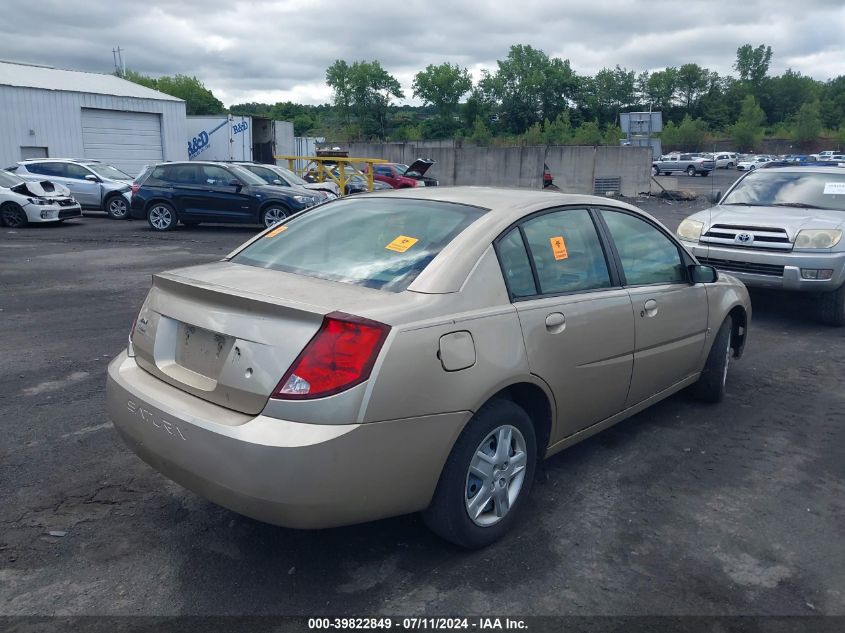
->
[81,109,163,178]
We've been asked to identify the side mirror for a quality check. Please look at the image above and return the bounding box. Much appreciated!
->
[84,174,99,182]
[273,179,283,185]
[709,191,722,204]
[228,179,242,188]
[689,264,718,284]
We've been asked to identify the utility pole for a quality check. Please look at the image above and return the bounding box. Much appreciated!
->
[112,47,125,77]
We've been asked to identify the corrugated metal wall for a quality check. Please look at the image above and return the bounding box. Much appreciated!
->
[0,86,187,176]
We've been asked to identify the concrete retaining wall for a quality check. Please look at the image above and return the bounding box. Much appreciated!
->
[340,142,652,197]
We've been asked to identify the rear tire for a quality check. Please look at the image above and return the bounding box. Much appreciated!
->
[0,202,28,228]
[818,284,845,326]
[692,316,733,403]
[147,202,177,231]
[105,194,129,220]
[702,171,710,177]
[687,166,696,176]
[423,399,537,549]
[652,166,660,176]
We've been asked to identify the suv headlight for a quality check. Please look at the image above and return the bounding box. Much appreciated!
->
[292,195,312,204]
[794,229,842,249]
[27,197,53,205]
[677,218,704,242]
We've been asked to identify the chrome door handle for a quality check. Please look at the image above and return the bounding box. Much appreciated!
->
[641,299,658,318]
[545,312,566,333]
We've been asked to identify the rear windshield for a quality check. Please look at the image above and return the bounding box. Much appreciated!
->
[721,170,845,212]
[231,198,488,291]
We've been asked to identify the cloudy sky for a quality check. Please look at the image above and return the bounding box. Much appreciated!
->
[2,0,844,107]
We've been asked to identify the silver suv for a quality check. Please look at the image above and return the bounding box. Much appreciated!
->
[677,165,845,325]
[12,159,133,219]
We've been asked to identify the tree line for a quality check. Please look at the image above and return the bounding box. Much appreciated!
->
[125,43,845,150]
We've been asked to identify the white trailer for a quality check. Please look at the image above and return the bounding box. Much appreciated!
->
[186,115,294,164]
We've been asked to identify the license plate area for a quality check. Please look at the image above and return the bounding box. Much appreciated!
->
[175,323,232,378]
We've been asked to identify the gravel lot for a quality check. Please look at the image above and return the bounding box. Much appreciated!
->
[1,193,843,619]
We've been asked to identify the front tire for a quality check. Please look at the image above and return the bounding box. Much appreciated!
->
[423,399,537,549]
[147,202,177,231]
[691,316,733,403]
[652,165,660,176]
[818,284,845,326]
[261,205,290,228]
[1,202,28,228]
[105,194,129,220]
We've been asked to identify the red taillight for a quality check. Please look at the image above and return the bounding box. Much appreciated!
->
[130,183,140,195]
[272,312,390,400]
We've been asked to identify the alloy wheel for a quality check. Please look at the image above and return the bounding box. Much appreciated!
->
[108,196,128,219]
[148,205,173,230]
[263,207,288,227]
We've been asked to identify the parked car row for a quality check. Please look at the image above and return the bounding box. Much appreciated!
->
[2,156,440,229]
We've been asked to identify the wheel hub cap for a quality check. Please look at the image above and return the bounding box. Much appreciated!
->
[465,424,528,527]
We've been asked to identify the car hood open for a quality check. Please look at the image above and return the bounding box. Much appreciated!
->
[11,180,72,198]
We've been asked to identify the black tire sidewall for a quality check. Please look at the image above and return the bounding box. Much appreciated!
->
[1,203,27,228]
[693,316,733,402]
[818,284,845,326]
[423,399,537,549]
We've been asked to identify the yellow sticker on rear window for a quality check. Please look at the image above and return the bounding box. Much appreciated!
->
[550,236,568,260]
[385,235,419,252]
[266,225,288,237]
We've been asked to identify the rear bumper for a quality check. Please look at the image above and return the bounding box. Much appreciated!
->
[690,243,845,291]
[106,352,469,528]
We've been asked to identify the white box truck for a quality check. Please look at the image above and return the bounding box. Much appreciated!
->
[186,115,294,164]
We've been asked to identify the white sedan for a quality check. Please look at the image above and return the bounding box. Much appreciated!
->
[736,156,772,171]
[0,169,82,227]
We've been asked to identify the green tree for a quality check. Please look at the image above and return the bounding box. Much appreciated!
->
[791,100,823,143]
[731,95,766,150]
[482,44,578,134]
[644,67,679,111]
[734,44,773,88]
[326,60,404,139]
[661,115,707,149]
[124,70,224,115]
[544,112,572,144]
[583,66,636,125]
[602,124,624,146]
[412,62,472,122]
[571,121,603,145]
[469,116,493,144]
[522,122,544,145]
[676,63,713,111]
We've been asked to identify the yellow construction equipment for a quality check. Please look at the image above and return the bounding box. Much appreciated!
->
[273,155,389,196]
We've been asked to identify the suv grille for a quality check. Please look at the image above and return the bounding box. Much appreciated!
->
[700,224,792,250]
[698,256,785,277]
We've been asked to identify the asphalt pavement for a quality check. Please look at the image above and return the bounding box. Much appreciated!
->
[1,198,843,619]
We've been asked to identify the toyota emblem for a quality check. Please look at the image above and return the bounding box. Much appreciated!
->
[736,233,753,244]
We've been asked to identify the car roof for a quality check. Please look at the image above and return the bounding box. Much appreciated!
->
[19,158,102,164]
[753,165,845,174]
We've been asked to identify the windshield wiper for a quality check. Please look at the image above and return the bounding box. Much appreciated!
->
[770,202,824,209]
[722,202,759,206]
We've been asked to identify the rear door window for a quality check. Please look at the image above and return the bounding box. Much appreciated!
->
[520,209,612,295]
[232,198,488,292]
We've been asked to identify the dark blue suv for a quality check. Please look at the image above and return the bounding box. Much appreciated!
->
[130,161,323,231]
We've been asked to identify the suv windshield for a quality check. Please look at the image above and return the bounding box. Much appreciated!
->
[721,170,845,211]
[231,198,488,291]
[275,166,308,186]
[86,164,131,180]
[0,170,24,188]
[228,165,268,186]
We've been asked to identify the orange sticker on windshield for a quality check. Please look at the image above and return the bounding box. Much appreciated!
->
[386,235,419,252]
[550,236,568,260]
[266,225,288,237]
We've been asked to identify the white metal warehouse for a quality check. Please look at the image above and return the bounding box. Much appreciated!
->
[0,60,187,177]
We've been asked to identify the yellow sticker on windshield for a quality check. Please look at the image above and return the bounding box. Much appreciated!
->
[266,225,288,237]
[386,235,419,252]
[550,236,568,260]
